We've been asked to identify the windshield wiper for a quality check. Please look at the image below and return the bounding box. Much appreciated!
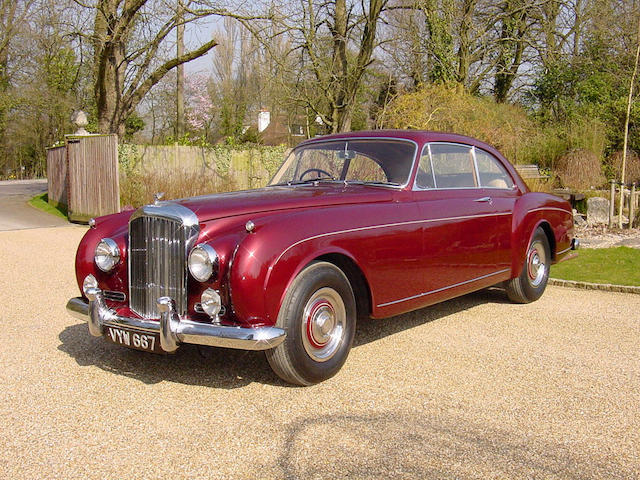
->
[360,180,401,187]
[287,177,340,185]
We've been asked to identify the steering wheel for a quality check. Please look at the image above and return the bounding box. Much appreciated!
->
[299,168,334,180]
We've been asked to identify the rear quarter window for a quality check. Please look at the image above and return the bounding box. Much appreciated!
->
[475,149,514,189]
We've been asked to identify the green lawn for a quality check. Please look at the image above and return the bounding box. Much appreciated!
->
[28,193,68,219]
[551,247,640,286]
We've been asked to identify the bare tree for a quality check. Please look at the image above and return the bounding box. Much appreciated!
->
[240,0,388,133]
[78,0,230,135]
[0,0,38,160]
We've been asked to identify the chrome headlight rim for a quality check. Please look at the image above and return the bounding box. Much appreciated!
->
[188,244,219,282]
[94,238,120,272]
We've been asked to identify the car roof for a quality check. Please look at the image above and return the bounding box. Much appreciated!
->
[299,129,491,149]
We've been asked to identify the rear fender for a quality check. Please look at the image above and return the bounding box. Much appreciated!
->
[511,193,573,278]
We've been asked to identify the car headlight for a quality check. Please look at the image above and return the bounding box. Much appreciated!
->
[188,244,219,282]
[94,238,120,272]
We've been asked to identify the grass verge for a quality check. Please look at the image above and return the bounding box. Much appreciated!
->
[551,247,640,286]
[28,193,68,219]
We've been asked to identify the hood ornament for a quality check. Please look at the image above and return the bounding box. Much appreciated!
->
[153,192,165,205]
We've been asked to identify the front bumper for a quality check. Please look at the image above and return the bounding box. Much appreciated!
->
[66,288,286,352]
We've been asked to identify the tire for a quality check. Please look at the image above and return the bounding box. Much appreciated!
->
[506,227,551,304]
[266,261,357,386]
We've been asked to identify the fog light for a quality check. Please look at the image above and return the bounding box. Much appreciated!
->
[83,274,98,295]
[201,288,222,318]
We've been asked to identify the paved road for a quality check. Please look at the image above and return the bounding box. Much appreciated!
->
[0,226,638,479]
[0,179,68,231]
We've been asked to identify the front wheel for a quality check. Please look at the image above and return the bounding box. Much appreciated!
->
[266,261,356,386]
[506,227,551,303]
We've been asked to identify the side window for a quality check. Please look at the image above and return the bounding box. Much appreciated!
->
[416,147,435,189]
[431,144,476,188]
[475,149,514,189]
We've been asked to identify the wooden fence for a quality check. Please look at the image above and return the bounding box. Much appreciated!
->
[46,145,67,208]
[46,134,120,222]
[609,180,639,228]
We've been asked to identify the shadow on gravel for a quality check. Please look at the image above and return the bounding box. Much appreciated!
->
[354,286,509,347]
[277,412,632,479]
[57,323,286,389]
[58,287,509,388]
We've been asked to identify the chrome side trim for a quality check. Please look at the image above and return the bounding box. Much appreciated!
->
[557,246,572,256]
[274,212,512,266]
[376,268,511,308]
[528,207,572,215]
[66,292,286,352]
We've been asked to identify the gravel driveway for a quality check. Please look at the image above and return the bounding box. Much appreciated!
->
[1,226,638,479]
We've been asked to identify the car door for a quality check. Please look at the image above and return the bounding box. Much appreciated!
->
[412,143,514,304]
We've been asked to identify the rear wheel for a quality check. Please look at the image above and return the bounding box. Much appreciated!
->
[506,227,551,303]
[266,261,356,386]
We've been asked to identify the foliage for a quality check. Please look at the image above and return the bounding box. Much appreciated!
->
[120,168,238,208]
[124,113,145,140]
[606,151,640,185]
[118,143,288,206]
[383,85,535,163]
[555,150,607,189]
[551,247,640,286]
[28,193,67,219]
[382,84,610,189]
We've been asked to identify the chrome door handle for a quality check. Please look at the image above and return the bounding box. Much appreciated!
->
[474,196,492,203]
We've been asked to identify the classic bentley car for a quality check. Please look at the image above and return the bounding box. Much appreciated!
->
[67,130,577,385]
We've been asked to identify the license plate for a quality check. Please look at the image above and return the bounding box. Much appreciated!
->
[105,326,161,353]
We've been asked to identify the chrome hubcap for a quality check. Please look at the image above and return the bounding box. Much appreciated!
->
[302,287,345,362]
[527,241,547,287]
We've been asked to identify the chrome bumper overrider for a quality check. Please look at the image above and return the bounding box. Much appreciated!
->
[66,288,286,352]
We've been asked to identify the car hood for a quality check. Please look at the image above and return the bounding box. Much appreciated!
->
[173,185,396,222]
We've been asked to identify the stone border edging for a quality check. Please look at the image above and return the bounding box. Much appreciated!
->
[549,278,640,294]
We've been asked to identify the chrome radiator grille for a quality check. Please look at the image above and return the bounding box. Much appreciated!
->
[128,205,199,318]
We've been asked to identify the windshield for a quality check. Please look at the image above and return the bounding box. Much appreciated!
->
[269,139,416,187]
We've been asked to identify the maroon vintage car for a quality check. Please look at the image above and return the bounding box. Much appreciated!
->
[67,130,577,385]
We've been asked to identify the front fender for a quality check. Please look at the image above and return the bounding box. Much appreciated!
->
[228,209,371,327]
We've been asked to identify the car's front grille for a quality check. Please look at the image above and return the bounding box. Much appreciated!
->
[128,205,199,319]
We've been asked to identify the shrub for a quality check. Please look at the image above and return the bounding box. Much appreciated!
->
[606,150,640,185]
[382,85,536,164]
[381,85,608,173]
[120,168,238,208]
[555,149,607,189]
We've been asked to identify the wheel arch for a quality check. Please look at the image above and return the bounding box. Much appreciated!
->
[511,216,557,278]
[315,252,372,321]
[537,220,556,261]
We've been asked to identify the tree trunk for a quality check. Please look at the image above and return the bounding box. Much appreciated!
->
[176,4,185,137]
[494,0,527,103]
[94,0,127,135]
